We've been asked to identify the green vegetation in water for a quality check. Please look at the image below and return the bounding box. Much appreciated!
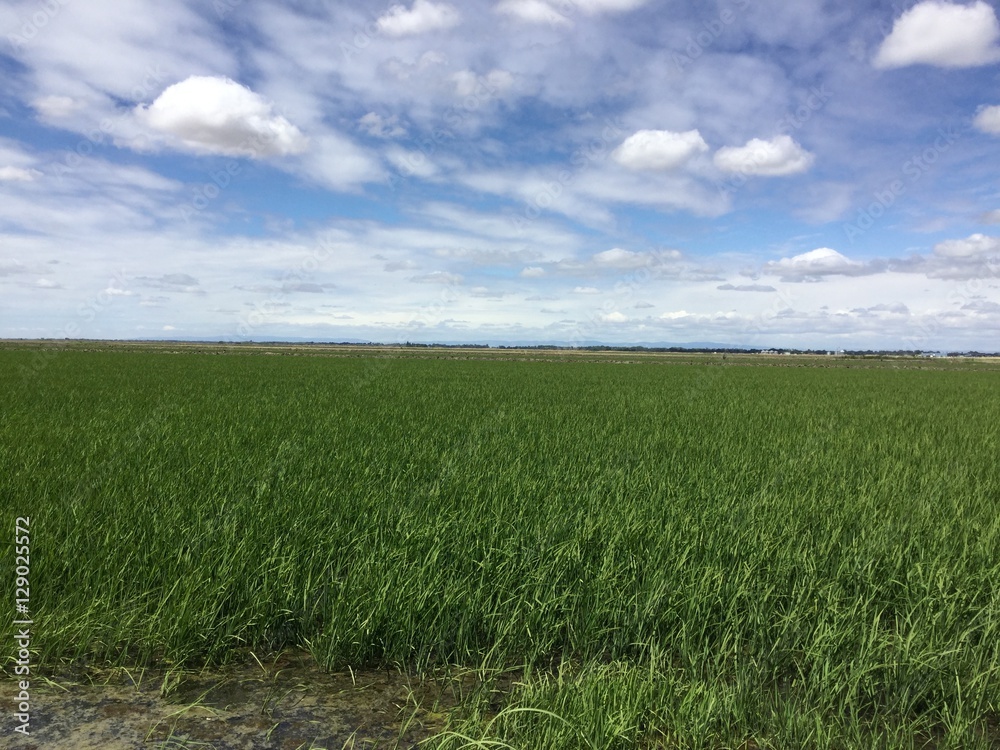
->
[2,348,999,748]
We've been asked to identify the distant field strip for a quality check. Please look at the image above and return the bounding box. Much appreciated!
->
[2,348,999,748]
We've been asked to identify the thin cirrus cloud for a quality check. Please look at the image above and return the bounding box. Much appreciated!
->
[873,0,1000,69]
[452,69,515,97]
[359,112,407,138]
[612,130,709,171]
[411,271,463,284]
[137,273,202,293]
[31,95,81,119]
[0,260,28,277]
[135,75,309,157]
[591,247,681,270]
[375,0,460,36]
[713,135,815,177]
[0,166,41,182]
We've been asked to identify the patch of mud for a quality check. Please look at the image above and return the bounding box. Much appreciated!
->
[0,651,461,749]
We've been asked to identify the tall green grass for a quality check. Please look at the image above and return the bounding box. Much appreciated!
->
[2,348,999,747]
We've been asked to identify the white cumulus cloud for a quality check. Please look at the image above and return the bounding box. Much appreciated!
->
[933,233,1000,258]
[874,1,1000,69]
[765,248,869,280]
[592,248,650,268]
[376,1,460,36]
[571,0,649,10]
[612,129,708,171]
[714,135,815,177]
[974,105,1000,135]
[136,76,308,157]
[498,0,647,24]
[521,266,545,277]
[497,0,570,24]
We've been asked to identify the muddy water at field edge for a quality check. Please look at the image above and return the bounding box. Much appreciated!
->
[0,650,462,749]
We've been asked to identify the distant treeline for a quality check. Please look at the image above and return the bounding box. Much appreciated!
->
[228,340,999,357]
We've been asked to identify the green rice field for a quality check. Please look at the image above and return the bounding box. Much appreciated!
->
[2,344,1000,748]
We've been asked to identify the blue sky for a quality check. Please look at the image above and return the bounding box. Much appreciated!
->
[1,0,999,349]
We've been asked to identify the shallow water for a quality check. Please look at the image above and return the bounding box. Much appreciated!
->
[0,651,455,749]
